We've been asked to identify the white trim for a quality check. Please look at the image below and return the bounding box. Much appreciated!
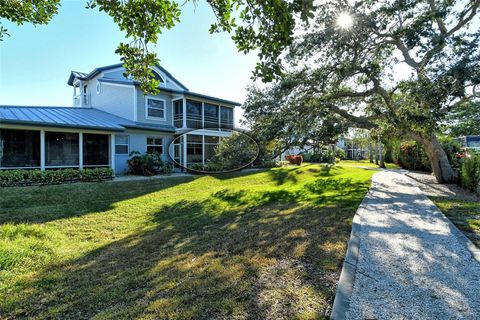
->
[110,134,116,174]
[182,97,187,129]
[0,124,118,134]
[146,135,164,154]
[201,102,205,129]
[133,86,138,121]
[114,134,130,155]
[40,130,45,171]
[79,132,84,170]
[150,67,167,87]
[145,97,166,121]
[202,135,205,165]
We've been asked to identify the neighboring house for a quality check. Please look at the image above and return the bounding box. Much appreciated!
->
[457,135,480,150]
[0,63,241,175]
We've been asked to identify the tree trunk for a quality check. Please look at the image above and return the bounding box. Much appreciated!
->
[417,134,457,183]
[369,144,374,163]
[378,140,385,168]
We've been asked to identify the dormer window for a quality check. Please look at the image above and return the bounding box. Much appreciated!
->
[145,97,166,120]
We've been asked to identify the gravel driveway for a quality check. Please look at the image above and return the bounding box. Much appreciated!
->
[344,170,480,319]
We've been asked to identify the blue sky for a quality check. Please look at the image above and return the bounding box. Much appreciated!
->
[0,0,258,112]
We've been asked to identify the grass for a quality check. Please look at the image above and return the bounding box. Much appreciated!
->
[338,159,399,169]
[431,197,480,247]
[0,163,375,319]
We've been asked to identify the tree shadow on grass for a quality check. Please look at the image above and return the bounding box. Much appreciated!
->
[3,176,370,319]
[0,176,195,224]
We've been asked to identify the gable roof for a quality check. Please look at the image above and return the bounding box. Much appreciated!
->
[67,63,189,91]
[0,106,175,133]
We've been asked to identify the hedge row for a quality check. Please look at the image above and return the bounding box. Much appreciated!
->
[460,153,480,194]
[0,168,114,187]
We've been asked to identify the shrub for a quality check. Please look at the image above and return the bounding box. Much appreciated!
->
[300,149,337,164]
[336,148,347,160]
[397,141,431,171]
[0,168,114,187]
[208,132,258,171]
[260,160,280,168]
[439,136,462,168]
[460,154,480,193]
[127,151,171,176]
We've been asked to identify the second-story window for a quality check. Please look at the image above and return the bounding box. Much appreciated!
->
[146,98,166,120]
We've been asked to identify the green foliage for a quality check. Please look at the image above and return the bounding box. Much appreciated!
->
[260,160,281,168]
[0,168,114,187]
[444,101,480,137]
[243,0,480,182]
[460,155,480,193]
[127,151,172,176]
[396,141,431,171]
[0,0,60,40]
[439,136,462,168]
[301,148,344,164]
[207,132,259,172]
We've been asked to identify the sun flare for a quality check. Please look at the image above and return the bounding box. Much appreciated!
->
[336,12,353,29]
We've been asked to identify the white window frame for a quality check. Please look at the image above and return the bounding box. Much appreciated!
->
[96,82,101,94]
[115,135,130,155]
[145,97,166,121]
[146,136,164,154]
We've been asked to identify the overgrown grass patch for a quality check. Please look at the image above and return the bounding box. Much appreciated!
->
[431,197,480,247]
[0,164,374,319]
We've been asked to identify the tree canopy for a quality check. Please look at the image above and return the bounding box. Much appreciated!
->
[1,0,314,94]
[243,0,480,182]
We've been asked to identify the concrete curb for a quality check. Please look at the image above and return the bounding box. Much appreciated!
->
[330,191,372,319]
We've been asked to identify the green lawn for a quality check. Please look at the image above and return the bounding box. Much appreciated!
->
[431,197,480,247]
[0,163,374,319]
[338,159,400,169]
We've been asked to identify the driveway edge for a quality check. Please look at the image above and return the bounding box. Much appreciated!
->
[330,194,370,320]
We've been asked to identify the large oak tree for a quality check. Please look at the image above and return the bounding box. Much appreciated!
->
[244,0,480,183]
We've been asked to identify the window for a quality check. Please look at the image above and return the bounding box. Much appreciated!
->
[83,133,109,166]
[147,137,163,154]
[220,106,234,129]
[186,99,202,128]
[45,131,79,167]
[96,82,101,94]
[173,99,183,128]
[204,135,220,161]
[204,103,219,129]
[151,70,165,83]
[146,98,166,120]
[115,135,129,155]
[83,85,89,105]
[186,134,203,164]
[0,129,40,168]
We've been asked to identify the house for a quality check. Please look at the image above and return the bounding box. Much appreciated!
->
[0,63,241,175]
[457,135,480,150]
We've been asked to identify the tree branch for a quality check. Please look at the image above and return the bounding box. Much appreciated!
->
[428,0,448,34]
[326,103,375,129]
